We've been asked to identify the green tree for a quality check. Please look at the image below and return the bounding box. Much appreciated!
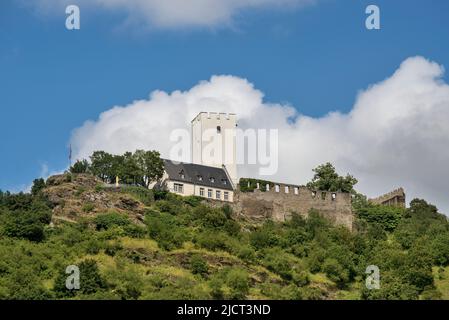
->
[78,259,107,295]
[70,159,90,174]
[134,150,164,188]
[90,151,114,182]
[31,178,46,196]
[306,162,357,193]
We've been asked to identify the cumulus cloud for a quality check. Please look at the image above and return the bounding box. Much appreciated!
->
[70,56,449,214]
[23,0,315,29]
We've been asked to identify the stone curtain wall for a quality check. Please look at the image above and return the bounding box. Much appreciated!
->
[369,188,406,208]
[232,185,354,230]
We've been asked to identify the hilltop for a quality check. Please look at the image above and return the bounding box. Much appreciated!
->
[0,172,449,300]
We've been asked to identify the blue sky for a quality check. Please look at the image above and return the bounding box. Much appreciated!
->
[1,0,449,193]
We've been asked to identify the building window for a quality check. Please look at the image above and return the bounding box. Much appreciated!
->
[275,185,280,193]
[321,192,326,200]
[210,177,215,183]
[332,193,337,201]
[312,191,316,198]
[224,192,229,201]
[179,170,185,179]
[294,187,299,195]
[197,175,203,181]
[266,184,270,191]
[200,188,205,197]
[217,126,221,134]
[256,183,260,189]
[174,183,184,194]
[208,189,212,198]
[285,186,289,193]
[222,179,227,185]
[216,190,221,199]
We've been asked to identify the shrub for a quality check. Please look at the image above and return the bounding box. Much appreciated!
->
[78,259,107,294]
[94,212,130,230]
[224,220,240,236]
[82,202,95,213]
[322,258,349,288]
[121,186,154,206]
[239,178,273,192]
[85,239,103,255]
[3,212,46,242]
[104,241,123,256]
[190,255,208,275]
[261,248,294,280]
[237,246,256,263]
[225,268,250,300]
[182,196,203,207]
[195,231,230,252]
[357,204,404,232]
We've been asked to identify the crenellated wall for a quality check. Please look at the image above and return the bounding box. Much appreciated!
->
[369,188,406,208]
[231,182,354,230]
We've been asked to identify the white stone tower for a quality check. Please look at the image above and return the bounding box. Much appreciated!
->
[191,112,238,186]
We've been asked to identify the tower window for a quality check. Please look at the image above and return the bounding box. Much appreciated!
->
[217,126,221,134]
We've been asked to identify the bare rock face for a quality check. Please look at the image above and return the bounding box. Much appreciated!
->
[240,198,273,220]
[42,173,148,225]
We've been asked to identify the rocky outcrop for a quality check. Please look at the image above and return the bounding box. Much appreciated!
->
[43,173,147,224]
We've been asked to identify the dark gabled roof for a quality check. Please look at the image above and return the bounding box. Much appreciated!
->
[163,159,234,191]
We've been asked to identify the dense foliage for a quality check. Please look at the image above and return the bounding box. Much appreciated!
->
[239,178,274,192]
[306,162,358,193]
[70,150,164,187]
[1,162,449,300]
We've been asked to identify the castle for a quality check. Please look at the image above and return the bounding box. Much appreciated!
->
[155,112,405,231]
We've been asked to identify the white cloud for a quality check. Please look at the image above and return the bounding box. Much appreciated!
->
[23,0,315,29]
[70,56,449,214]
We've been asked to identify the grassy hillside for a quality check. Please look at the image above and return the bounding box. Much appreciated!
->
[0,173,448,300]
